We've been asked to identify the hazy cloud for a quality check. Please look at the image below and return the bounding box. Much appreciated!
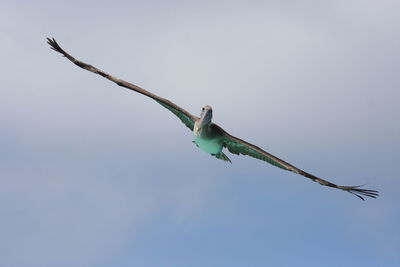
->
[1,0,399,266]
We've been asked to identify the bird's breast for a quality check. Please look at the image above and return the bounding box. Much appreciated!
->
[194,136,223,154]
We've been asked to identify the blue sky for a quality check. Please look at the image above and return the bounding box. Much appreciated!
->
[1,0,399,266]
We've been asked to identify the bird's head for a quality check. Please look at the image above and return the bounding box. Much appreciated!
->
[194,105,213,135]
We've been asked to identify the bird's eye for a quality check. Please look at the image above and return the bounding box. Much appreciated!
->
[202,107,205,111]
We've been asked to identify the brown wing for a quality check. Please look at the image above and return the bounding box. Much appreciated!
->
[211,124,379,200]
[47,38,198,131]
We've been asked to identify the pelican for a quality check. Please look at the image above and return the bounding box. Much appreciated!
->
[47,38,378,200]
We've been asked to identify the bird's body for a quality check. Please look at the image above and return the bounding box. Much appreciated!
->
[47,37,379,200]
[194,134,223,155]
[193,110,222,154]
[192,106,232,162]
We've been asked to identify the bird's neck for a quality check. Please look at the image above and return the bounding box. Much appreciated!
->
[194,121,211,137]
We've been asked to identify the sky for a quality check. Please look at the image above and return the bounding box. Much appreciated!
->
[1,0,400,266]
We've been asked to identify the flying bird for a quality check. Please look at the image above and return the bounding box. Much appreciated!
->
[47,37,378,200]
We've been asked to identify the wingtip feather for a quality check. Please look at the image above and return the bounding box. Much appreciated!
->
[342,185,379,200]
[46,37,68,56]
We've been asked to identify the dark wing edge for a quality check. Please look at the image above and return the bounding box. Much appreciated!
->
[211,124,379,200]
[46,37,198,131]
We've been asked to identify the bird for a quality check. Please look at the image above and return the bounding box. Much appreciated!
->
[47,37,379,200]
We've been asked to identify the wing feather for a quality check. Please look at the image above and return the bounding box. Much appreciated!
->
[47,37,198,131]
[212,124,379,200]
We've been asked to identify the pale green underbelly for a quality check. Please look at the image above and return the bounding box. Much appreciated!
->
[194,136,223,154]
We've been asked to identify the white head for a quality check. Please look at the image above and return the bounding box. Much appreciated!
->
[194,105,213,135]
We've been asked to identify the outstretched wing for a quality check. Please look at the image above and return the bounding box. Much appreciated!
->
[211,124,379,200]
[47,38,198,131]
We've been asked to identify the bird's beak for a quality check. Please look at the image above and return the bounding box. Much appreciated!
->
[199,112,207,128]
